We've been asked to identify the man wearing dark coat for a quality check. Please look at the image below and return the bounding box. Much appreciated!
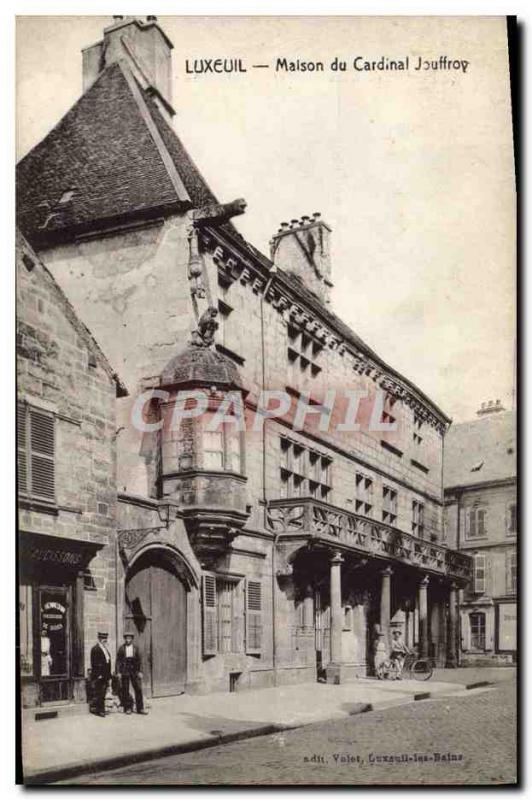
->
[90,631,112,717]
[116,632,148,715]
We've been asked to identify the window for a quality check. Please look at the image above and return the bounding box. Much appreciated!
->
[474,553,486,594]
[470,612,486,651]
[506,549,517,595]
[355,472,373,516]
[466,506,487,539]
[412,500,425,539]
[280,437,331,500]
[507,503,517,536]
[287,325,322,382]
[413,414,423,445]
[202,575,262,656]
[17,402,55,502]
[382,485,397,525]
[381,394,397,427]
[200,413,243,474]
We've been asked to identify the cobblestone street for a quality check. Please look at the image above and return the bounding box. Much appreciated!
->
[68,677,517,786]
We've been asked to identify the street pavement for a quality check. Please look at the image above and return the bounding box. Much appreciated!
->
[66,676,517,786]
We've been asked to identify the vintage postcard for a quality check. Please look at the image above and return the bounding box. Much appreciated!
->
[16,15,517,786]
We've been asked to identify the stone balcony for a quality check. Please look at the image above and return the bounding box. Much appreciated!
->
[266,497,472,584]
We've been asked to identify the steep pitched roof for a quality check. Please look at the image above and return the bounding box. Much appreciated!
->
[16,61,195,242]
[444,410,516,489]
[16,230,128,397]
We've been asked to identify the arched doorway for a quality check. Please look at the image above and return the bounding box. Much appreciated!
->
[125,548,188,697]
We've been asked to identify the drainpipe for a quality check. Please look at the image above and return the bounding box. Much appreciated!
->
[260,276,278,683]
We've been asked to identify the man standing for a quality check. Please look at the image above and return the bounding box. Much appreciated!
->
[390,628,410,678]
[116,632,148,715]
[90,631,112,717]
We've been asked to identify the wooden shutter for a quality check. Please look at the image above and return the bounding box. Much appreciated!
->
[245,579,262,654]
[17,402,28,494]
[478,509,486,537]
[474,554,486,594]
[468,510,477,538]
[29,408,55,500]
[202,574,218,656]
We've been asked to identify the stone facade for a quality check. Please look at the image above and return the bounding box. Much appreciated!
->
[17,232,125,708]
[444,407,517,665]
[17,17,473,705]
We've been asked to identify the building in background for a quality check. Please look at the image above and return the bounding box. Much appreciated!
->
[444,401,517,665]
[17,16,472,708]
[17,231,127,707]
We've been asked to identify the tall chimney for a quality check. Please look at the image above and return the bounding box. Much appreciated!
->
[82,16,175,119]
[270,212,333,304]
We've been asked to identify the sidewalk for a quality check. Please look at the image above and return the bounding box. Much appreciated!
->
[22,671,503,784]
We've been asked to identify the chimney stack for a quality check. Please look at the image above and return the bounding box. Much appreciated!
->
[476,399,505,416]
[82,16,175,120]
[270,212,333,304]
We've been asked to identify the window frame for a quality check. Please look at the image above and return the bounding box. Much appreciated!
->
[412,499,425,539]
[465,505,488,540]
[382,484,398,526]
[280,436,332,501]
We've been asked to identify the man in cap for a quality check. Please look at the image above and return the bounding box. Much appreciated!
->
[116,632,147,715]
[90,632,112,717]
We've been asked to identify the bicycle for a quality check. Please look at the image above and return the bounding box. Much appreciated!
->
[376,651,433,681]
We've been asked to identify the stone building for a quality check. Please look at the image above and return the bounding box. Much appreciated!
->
[17,231,127,708]
[17,16,471,701]
[444,402,517,665]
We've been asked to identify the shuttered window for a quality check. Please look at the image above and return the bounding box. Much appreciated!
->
[474,553,486,594]
[202,574,218,656]
[506,549,517,595]
[202,574,256,656]
[245,579,262,655]
[466,507,487,539]
[17,403,55,502]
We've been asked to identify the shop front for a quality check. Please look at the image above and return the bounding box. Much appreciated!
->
[18,531,103,708]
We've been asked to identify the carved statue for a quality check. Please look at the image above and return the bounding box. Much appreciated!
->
[191,306,219,348]
[187,227,206,299]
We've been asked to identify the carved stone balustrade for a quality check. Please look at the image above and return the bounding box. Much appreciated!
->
[266,497,472,583]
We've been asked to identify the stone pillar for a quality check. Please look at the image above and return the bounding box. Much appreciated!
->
[447,582,459,668]
[380,566,393,654]
[330,552,343,664]
[418,574,430,659]
[325,552,345,683]
[302,584,314,630]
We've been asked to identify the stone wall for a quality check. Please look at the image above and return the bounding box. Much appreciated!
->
[17,238,119,672]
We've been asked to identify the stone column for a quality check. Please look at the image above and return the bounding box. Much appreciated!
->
[302,584,314,630]
[418,574,430,659]
[447,582,459,668]
[330,552,344,665]
[380,566,393,653]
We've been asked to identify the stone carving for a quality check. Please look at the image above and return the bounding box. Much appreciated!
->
[192,198,247,226]
[187,227,206,299]
[118,527,162,551]
[191,306,219,348]
[266,499,472,582]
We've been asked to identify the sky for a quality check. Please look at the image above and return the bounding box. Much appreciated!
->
[16,15,516,423]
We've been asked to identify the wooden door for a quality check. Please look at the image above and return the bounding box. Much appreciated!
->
[125,556,187,697]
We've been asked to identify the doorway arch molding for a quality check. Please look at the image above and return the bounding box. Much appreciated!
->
[127,541,200,591]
